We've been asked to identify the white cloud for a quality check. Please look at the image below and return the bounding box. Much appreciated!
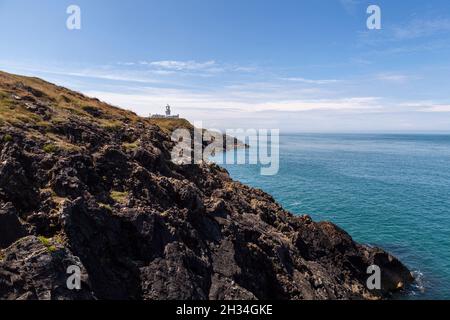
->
[376,73,412,83]
[281,77,341,85]
[117,62,136,66]
[399,101,450,112]
[148,60,217,71]
[85,84,382,118]
[3,64,162,84]
[145,60,226,75]
[426,105,450,112]
[251,97,382,112]
[116,60,258,76]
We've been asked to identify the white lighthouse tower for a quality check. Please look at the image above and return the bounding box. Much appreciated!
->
[151,104,180,119]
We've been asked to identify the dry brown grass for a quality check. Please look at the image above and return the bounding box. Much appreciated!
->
[0,70,140,128]
[0,71,223,152]
[146,118,193,134]
[0,71,199,139]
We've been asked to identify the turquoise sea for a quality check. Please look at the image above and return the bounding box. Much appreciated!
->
[213,134,450,299]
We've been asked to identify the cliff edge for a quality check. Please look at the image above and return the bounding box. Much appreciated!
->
[0,71,413,300]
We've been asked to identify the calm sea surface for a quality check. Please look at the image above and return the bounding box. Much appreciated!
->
[213,134,450,299]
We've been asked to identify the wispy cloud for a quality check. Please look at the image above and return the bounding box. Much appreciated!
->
[1,63,163,84]
[427,105,450,112]
[358,17,450,48]
[252,97,382,112]
[356,16,450,61]
[115,59,259,77]
[400,101,450,113]
[281,77,341,85]
[147,60,218,71]
[392,18,450,40]
[376,73,415,83]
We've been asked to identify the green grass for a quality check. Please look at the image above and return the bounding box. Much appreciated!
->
[2,134,13,142]
[38,236,51,247]
[122,141,140,151]
[38,236,52,247]
[43,143,59,153]
[37,236,58,253]
[99,203,113,211]
[0,70,140,132]
[101,120,123,132]
[0,90,43,126]
[147,118,193,135]
[36,121,52,130]
[110,191,129,205]
[0,96,17,109]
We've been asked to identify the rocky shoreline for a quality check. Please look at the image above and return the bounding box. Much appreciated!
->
[0,71,414,300]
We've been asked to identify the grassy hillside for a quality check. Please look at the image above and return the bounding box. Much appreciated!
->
[0,70,196,145]
[0,71,138,126]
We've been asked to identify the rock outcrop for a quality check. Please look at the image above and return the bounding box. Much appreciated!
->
[0,71,414,300]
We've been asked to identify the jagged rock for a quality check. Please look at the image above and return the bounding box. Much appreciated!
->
[49,155,101,199]
[0,144,40,211]
[133,146,166,173]
[94,146,130,188]
[366,248,415,293]
[173,180,204,212]
[61,197,142,299]
[82,106,103,118]
[0,236,94,300]
[50,167,85,198]
[0,203,27,248]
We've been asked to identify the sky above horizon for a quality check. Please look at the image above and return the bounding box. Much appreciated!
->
[1,0,450,132]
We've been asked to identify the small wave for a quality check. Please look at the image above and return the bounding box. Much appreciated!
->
[406,270,426,297]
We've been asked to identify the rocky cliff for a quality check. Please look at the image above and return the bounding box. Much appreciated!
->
[0,71,413,300]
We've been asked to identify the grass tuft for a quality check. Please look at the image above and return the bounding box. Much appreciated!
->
[37,236,59,253]
[43,143,58,153]
[110,191,129,205]
[99,203,113,211]
[38,236,52,247]
[122,141,139,151]
[2,134,13,142]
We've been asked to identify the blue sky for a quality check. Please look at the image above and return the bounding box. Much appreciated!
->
[1,0,450,132]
